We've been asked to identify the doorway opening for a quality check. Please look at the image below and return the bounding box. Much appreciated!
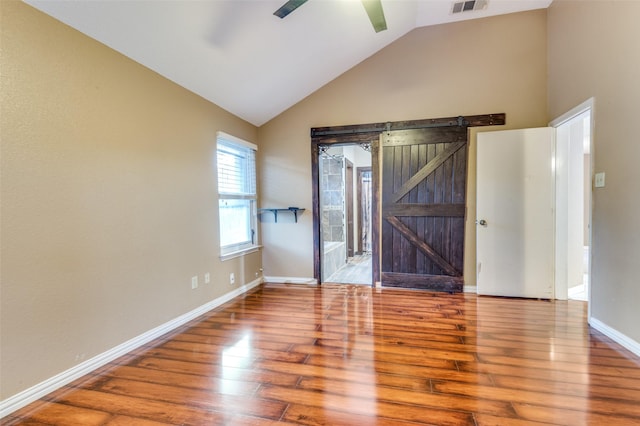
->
[318,144,372,285]
[552,100,593,302]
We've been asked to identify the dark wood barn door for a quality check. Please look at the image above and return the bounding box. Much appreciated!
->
[381,126,468,292]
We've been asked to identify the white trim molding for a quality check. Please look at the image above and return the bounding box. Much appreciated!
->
[263,276,318,285]
[464,285,477,293]
[549,97,595,127]
[219,245,262,262]
[589,316,640,358]
[0,277,263,419]
[216,131,257,151]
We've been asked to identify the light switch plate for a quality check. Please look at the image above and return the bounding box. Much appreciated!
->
[595,172,605,188]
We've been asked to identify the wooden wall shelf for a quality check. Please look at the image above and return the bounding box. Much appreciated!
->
[258,207,305,223]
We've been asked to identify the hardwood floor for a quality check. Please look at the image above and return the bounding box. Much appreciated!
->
[5,283,640,425]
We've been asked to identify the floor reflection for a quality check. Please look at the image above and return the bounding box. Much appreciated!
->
[220,333,252,395]
[317,284,378,421]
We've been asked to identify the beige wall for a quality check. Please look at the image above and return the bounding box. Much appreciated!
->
[548,0,640,343]
[259,10,548,281]
[0,1,260,399]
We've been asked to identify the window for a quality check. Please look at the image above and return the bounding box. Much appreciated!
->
[216,132,258,258]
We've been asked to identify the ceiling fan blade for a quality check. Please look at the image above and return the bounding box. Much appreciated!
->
[274,0,309,19]
[361,0,387,33]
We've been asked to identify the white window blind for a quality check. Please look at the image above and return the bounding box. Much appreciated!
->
[217,140,256,197]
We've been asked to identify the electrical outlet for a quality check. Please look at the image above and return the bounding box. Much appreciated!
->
[191,276,198,289]
[204,273,210,284]
[230,272,235,285]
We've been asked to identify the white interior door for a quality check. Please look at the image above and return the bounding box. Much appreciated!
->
[476,128,555,298]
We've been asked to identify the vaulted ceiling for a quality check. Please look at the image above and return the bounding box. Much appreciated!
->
[25,0,552,126]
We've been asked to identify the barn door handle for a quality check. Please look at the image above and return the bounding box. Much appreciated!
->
[476,219,487,227]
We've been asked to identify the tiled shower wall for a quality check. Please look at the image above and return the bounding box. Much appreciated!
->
[321,156,345,279]
[321,156,344,243]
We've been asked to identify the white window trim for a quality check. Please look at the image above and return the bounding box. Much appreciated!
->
[219,245,262,262]
[216,131,257,151]
[216,132,259,259]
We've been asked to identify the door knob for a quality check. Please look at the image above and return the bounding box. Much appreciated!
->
[476,219,487,226]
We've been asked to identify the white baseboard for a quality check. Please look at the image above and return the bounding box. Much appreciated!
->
[464,285,477,293]
[0,277,263,419]
[589,316,640,358]
[263,276,318,285]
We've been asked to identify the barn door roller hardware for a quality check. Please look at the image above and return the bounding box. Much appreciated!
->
[311,113,504,138]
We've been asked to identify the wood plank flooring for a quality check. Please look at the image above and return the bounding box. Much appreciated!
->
[4,283,640,425]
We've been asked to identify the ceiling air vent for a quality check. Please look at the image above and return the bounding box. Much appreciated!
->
[452,0,488,14]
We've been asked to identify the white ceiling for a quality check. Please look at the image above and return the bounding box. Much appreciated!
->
[24,0,552,126]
